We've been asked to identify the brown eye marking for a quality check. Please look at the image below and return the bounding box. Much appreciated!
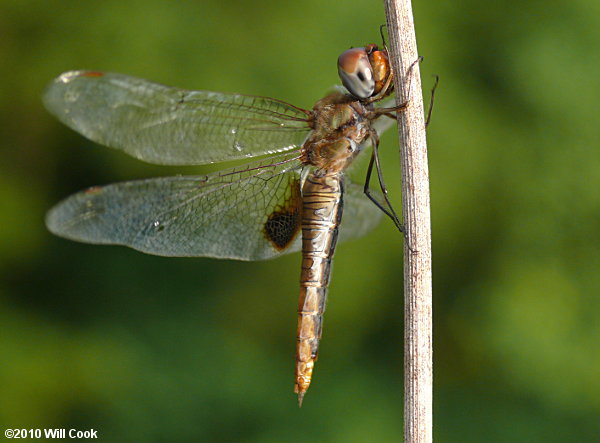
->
[337,47,375,99]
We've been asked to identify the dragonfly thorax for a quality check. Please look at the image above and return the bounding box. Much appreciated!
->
[301,92,371,174]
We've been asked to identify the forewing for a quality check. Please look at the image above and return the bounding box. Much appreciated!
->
[44,71,312,165]
[46,152,305,260]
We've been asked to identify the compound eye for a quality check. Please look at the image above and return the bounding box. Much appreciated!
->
[337,47,375,99]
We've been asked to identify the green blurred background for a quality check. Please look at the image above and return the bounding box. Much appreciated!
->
[1,0,598,441]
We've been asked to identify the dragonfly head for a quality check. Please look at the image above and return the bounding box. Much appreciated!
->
[337,44,392,101]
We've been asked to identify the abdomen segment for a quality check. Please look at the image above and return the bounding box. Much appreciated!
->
[295,174,343,405]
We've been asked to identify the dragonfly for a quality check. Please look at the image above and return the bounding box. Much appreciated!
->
[44,43,407,406]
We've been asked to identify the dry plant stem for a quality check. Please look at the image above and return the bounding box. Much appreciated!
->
[383,0,433,442]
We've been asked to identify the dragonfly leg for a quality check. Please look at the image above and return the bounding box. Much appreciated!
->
[379,24,388,48]
[372,100,409,116]
[364,134,404,232]
[364,134,418,253]
[425,75,440,128]
[364,151,399,227]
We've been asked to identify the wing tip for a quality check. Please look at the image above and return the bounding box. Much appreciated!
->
[43,70,106,111]
[44,201,69,238]
[54,70,105,84]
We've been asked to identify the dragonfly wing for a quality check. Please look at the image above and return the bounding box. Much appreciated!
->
[338,182,383,243]
[371,96,398,136]
[44,71,312,165]
[46,152,305,260]
[340,98,396,240]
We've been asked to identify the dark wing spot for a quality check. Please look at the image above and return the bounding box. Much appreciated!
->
[264,212,300,250]
[263,178,302,251]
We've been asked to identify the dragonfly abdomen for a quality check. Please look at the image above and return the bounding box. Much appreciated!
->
[295,174,344,405]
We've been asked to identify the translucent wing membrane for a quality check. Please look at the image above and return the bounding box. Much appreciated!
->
[44,71,312,165]
[47,152,302,260]
[340,182,383,242]
[46,151,382,260]
[44,73,395,259]
[370,96,398,135]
